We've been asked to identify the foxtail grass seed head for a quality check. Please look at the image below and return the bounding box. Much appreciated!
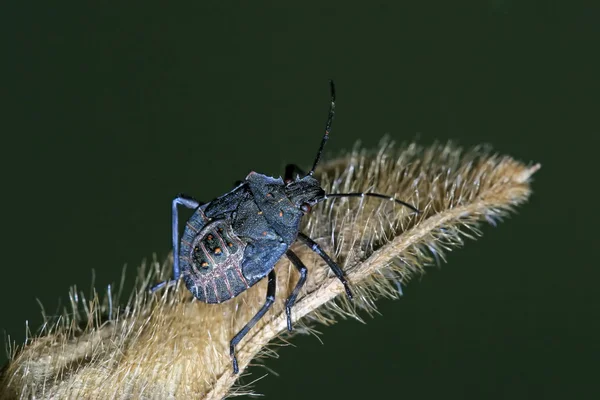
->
[0,139,539,399]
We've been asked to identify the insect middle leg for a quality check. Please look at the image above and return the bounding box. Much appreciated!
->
[296,232,353,300]
[151,194,200,292]
[230,270,276,374]
[284,249,308,331]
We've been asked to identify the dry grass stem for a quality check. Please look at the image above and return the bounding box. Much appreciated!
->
[0,139,540,399]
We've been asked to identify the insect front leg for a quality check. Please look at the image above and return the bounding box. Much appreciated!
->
[284,250,308,331]
[230,270,276,374]
[284,164,306,183]
[297,232,353,300]
[151,194,200,292]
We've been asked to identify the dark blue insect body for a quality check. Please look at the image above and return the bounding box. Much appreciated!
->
[152,81,419,373]
[178,173,323,303]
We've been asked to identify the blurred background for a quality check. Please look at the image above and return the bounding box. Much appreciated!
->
[1,2,598,399]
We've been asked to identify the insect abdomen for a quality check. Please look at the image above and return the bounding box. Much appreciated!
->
[180,215,250,303]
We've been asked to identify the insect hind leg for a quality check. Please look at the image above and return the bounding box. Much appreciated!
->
[151,194,201,292]
[150,279,178,292]
[230,270,276,374]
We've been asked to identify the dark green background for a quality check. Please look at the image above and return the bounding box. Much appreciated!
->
[2,3,597,399]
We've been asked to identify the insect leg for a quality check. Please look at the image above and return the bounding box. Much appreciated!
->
[151,194,200,292]
[284,164,306,182]
[230,270,276,374]
[296,232,353,300]
[284,250,308,331]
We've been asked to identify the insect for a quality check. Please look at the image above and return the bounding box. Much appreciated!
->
[152,81,420,374]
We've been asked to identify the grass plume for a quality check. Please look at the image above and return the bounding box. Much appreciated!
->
[0,139,540,399]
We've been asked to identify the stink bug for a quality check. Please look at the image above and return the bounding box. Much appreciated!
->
[152,81,420,373]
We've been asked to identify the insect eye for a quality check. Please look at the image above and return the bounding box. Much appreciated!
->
[300,203,312,214]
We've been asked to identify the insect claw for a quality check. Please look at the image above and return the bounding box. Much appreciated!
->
[286,306,294,332]
[231,346,240,374]
[343,282,353,300]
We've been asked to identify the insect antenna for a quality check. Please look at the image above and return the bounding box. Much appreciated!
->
[307,79,336,177]
[324,192,421,213]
